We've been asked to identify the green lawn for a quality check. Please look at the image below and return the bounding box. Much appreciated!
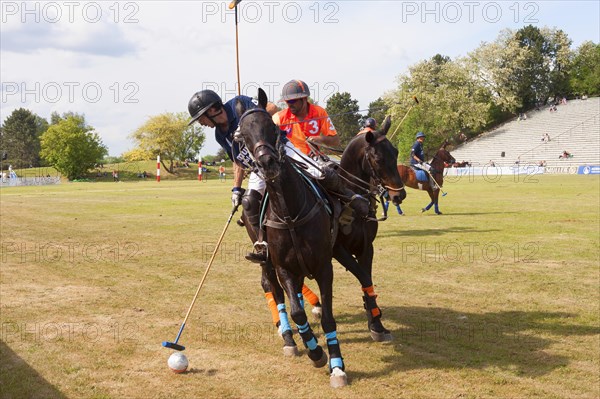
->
[1,175,598,398]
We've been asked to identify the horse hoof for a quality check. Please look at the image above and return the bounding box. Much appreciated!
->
[421,208,427,213]
[436,212,443,215]
[311,306,322,320]
[330,368,348,388]
[283,345,299,357]
[311,350,328,368]
[370,330,393,342]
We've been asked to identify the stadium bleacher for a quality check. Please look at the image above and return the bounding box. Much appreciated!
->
[451,97,600,172]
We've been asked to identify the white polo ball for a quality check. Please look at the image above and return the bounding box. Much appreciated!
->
[167,352,188,373]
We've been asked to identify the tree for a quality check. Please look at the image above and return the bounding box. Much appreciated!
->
[122,148,154,162]
[570,41,600,96]
[466,29,527,114]
[40,115,107,180]
[366,98,390,127]
[0,108,48,168]
[130,112,204,174]
[388,54,491,158]
[513,25,573,108]
[325,92,361,145]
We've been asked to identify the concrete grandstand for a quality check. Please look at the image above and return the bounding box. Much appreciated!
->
[450,97,600,173]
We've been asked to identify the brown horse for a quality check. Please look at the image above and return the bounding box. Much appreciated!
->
[396,141,455,214]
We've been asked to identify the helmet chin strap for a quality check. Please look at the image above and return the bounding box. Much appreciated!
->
[206,107,224,126]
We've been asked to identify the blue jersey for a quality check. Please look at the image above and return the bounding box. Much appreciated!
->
[410,141,425,165]
[214,95,257,168]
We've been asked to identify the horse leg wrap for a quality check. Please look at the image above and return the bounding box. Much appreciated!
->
[302,284,320,307]
[265,292,280,326]
[277,304,292,334]
[297,293,305,309]
[325,331,345,371]
[362,292,381,318]
[297,322,318,351]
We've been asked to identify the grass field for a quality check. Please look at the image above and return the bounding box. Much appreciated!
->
[1,174,598,398]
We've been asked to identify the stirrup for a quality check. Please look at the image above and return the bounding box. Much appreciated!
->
[245,240,268,264]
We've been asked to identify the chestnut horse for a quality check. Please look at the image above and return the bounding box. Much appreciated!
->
[396,141,455,214]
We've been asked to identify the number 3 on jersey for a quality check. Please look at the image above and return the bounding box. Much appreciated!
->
[307,120,319,135]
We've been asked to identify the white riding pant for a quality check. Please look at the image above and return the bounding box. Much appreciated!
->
[246,141,322,194]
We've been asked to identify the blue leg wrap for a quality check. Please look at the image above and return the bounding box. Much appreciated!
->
[396,205,403,214]
[297,293,305,308]
[297,321,309,334]
[305,337,318,350]
[330,357,344,370]
[325,331,338,346]
[277,304,292,333]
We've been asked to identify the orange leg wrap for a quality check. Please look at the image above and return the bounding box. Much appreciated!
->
[302,284,320,307]
[362,286,381,317]
[265,292,280,325]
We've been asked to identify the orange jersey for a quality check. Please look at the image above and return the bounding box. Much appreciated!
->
[273,104,337,155]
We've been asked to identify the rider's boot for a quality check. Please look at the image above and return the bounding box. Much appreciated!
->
[320,164,370,217]
[242,190,268,264]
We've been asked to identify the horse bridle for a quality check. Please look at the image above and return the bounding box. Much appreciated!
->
[362,135,405,193]
[238,107,285,166]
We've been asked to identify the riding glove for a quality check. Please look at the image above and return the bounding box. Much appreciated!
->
[231,187,246,208]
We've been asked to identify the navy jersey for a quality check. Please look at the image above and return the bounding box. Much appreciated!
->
[410,140,425,165]
[214,95,257,168]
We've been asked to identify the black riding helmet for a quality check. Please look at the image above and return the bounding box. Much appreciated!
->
[187,90,223,125]
[281,80,310,101]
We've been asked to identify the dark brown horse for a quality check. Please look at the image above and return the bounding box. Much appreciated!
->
[236,88,347,388]
[397,141,455,214]
[334,116,406,341]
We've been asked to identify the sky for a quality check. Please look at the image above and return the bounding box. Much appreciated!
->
[1,0,599,157]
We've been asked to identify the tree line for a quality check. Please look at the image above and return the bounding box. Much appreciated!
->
[1,25,597,178]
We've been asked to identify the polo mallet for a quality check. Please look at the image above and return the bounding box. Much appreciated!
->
[389,96,419,141]
[162,204,240,351]
[423,168,448,196]
[230,0,242,96]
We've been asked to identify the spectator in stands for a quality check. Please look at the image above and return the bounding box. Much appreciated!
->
[541,133,550,143]
[559,150,572,159]
[458,132,467,142]
[538,160,547,167]
[489,160,496,167]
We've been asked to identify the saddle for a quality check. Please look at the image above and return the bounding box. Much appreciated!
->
[412,167,429,182]
[258,162,343,249]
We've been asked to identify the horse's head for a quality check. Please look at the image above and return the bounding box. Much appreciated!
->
[362,116,406,205]
[235,88,285,180]
[434,140,456,167]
